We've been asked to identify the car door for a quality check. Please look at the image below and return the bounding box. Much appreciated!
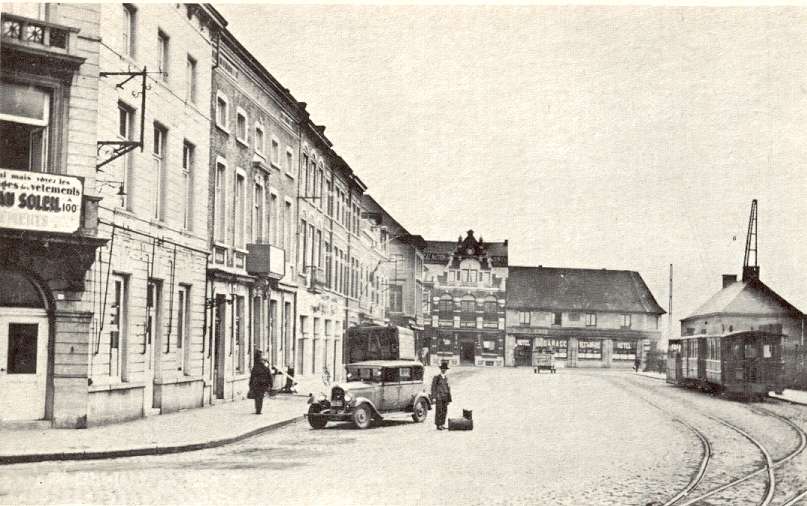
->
[397,366,420,409]
[380,367,401,411]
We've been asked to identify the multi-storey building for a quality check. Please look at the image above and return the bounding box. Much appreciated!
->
[294,121,388,382]
[423,231,508,367]
[361,195,427,350]
[0,5,105,427]
[207,25,300,401]
[87,4,224,423]
[506,266,665,368]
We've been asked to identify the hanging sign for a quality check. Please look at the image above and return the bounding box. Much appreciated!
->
[0,168,83,234]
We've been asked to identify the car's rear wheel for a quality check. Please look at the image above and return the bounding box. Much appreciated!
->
[308,404,327,429]
[411,398,428,423]
[352,404,372,429]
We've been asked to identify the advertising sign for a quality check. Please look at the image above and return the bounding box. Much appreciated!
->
[0,168,83,234]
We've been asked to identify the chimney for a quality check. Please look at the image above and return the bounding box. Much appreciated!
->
[722,274,737,288]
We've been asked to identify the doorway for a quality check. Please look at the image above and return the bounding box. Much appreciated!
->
[214,295,226,399]
[460,339,475,365]
[0,310,49,421]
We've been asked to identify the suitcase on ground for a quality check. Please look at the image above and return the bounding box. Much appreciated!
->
[448,409,473,431]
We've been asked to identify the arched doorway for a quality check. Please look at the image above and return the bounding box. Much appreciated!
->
[0,270,50,421]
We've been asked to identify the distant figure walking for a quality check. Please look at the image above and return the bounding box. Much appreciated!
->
[249,350,273,414]
[431,361,452,431]
[634,356,641,373]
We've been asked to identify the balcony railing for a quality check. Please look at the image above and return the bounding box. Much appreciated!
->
[305,265,326,293]
[2,13,79,56]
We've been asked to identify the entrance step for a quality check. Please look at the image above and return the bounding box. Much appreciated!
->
[0,419,51,430]
[143,407,161,417]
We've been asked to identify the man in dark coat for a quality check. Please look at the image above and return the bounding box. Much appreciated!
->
[249,350,273,414]
[431,361,452,430]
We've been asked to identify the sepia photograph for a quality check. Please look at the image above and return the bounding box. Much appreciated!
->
[1,1,807,504]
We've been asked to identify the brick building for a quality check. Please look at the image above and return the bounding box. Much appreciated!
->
[207,24,300,401]
[506,266,665,368]
[423,231,508,367]
[1,5,105,427]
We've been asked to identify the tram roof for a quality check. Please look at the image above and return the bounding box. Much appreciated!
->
[671,330,784,341]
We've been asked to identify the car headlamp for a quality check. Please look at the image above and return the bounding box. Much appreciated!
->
[344,393,353,403]
[318,393,327,402]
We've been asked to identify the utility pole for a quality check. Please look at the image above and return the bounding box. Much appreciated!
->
[668,263,673,345]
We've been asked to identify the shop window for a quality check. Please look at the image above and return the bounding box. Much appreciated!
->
[613,340,636,361]
[6,323,38,374]
[578,339,602,360]
[0,82,51,172]
[547,338,568,359]
[482,340,496,352]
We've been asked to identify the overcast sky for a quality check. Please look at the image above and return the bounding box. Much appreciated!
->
[217,5,807,336]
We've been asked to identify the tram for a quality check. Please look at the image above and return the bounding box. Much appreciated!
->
[666,330,785,400]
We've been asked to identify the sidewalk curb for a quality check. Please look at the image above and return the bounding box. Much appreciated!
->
[0,416,302,466]
[769,395,807,407]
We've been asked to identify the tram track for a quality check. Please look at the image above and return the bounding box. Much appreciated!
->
[601,374,807,506]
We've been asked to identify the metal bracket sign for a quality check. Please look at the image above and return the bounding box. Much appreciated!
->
[0,168,83,233]
[96,68,151,170]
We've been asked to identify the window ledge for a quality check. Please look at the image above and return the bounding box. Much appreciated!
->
[89,381,146,393]
[236,137,249,148]
[284,171,295,179]
[271,161,282,171]
[153,375,203,386]
[215,123,230,135]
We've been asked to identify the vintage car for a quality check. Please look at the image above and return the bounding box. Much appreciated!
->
[305,360,431,429]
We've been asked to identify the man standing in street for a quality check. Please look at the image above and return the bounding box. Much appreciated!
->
[431,361,452,430]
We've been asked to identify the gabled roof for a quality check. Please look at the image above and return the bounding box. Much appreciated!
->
[684,278,803,320]
[507,266,666,314]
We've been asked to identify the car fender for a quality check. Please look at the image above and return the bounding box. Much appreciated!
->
[351,397,383,419]
[413,392,431,410]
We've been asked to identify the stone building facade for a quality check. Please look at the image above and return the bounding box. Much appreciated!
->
[506,266,665,368]
[207,25,300,401]
[1,5,104,427]
[86,4,225,423]
[423,231,508,367]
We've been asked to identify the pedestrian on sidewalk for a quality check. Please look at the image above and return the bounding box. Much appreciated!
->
[634,356,641,373]
[430,361,452,430]
[250,350,273,414]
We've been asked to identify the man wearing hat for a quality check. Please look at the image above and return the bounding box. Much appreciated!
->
[430,361,452,430]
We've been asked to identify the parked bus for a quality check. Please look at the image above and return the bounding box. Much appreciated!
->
[345,325,416,364]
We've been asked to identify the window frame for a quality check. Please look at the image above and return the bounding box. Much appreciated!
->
[152,122,167,221]
[181,140,194,231]
[185,54,197,104]
[235,107,248,146]
[254,122,265,157]
[122,4,137,58]
[157,29,169,82]
[585,312,597,327]
[215,91,229,132]
[213,157,228,245]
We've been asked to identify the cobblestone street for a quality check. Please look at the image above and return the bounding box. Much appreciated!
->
[0,367,760,506]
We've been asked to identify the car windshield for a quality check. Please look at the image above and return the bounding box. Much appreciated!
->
[346,367,382,382]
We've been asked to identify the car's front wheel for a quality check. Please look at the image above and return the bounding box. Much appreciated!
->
[308,404,327,429]
[352,404,372,429]
[411,398,428,423]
